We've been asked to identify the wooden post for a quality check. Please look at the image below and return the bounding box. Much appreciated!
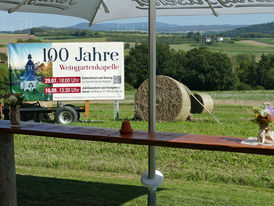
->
[0,103,2,119]
[113,101,119,121]
[85,101,90,117]
[0,133,17,206]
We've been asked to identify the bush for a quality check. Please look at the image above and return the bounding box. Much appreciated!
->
[263,68,274,89]
[183,47,236,91]
[253,85,265,90]
[16,38,41,43]
[125,44,236,91]
[125,82,134,91]
[234,81,252,91]
[0,52,7,63]
[124,43,131,49]
[0,64,9,96]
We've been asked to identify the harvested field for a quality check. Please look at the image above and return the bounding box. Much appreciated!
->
[0,47,7,54]
[0,34,36,54]
[214,99,274,106]
[240,40,274,47]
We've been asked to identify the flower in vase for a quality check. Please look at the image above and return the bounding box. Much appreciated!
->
[253,103,274,126]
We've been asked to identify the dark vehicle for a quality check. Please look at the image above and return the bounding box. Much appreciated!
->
[1,101,85,124]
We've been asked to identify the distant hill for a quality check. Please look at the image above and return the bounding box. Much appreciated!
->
[221,21,274,36]
[69,22,245,32]
[9,21,273,36]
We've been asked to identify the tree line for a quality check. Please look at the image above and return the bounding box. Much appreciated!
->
[24,28,273,45]
[0,53,8,97]
[125,43,274,90]
[221,21,274,38]
[0,63,9,96]
[30,28,102,39]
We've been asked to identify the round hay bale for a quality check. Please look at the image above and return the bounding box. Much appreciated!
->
[135,75,191,122]
[190,93,214,114]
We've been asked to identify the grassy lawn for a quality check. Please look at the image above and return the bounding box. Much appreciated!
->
[207,41,274,59]
[16,167,274,206]
[170,43,197,52]
[206,90,274,101]
[124,89,274,102]
[170,41,274,59]
[14,103,274,205]
[253,38,274,45]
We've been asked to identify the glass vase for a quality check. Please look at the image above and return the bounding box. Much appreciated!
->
[258,123,274,144]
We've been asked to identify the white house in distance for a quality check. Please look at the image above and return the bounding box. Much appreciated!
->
[205,37,211,43]
[216,37,224,42]
[20,54,40,92]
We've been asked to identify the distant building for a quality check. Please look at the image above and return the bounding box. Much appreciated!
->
[216,37,224,42]
[205,37,212,43]
[20,54,40,92]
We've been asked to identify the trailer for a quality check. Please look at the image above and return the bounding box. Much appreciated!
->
[1,101,85,124]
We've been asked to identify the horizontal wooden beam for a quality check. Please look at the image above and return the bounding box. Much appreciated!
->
[0,120,273,155]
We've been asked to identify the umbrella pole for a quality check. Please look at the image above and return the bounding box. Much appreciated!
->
[148,0,157,204]
[141,1,163,206]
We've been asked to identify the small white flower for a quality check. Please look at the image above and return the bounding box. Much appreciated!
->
[259,109,268,117]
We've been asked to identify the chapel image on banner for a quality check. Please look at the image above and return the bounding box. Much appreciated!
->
[20,54,41,92]
[8,43,53,101]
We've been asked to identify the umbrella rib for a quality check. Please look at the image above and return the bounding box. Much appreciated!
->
[101,0,110,13]
[8,0,29,13]
[204,0,218,17]
[89,0,104,26]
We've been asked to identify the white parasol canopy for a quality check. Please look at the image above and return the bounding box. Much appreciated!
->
[0,0,102,22]
[93,0,274,23]
[0,1,274,24]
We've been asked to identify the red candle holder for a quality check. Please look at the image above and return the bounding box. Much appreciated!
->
[120,120,133,134]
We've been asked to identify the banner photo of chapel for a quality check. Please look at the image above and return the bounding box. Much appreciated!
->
[8,43,53,101]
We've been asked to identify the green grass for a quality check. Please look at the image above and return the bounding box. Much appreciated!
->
[124,89,274,102]
[170,44,197,52]
[16,167,274,206]
[210,41,274,52]
[207,41,274,60]
[253,38,274,45]
[170,41,274,59]
[206,90,274,101]
[14,103,274,205]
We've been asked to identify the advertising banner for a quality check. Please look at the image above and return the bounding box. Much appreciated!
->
[8,42,124,101]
